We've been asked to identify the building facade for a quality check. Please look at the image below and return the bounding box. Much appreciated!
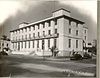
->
[10,8,88,56]
[0,36,10,52]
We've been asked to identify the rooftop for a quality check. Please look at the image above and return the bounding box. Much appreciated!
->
[10,8,85,32]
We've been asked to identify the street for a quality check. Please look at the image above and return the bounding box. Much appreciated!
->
[0,54,96,77]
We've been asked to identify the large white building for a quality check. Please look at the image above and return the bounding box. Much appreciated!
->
[10,8,88,56]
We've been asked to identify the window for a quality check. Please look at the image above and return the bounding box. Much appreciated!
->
[22,35,23,40]
[16,37,17,40]
[38,25,40,29]
[48,39,50,48]
[2,43,4,46]
[76,23,78,27]
[43,23,45,28]
[48,21,51,27]
[7,44,8,47]
[16,31,18,34]
[25,35,27,39]
[55,19,57,25]
[12,43,14,48]
[29,41,30,48]
[76,40,78,48]
[54,39,57,48]
[29,27,31,31]
[85,30,86,34]
[48,30,51,35]
[22,29,23,33]
[29,34,31,38]
[43,31,45,36]
[25,28,27,32]
[22,42,23,48]
[38,32,40,37]
[85,36,86,40]
[16,43,17,48]
[76,30,78,36]
[25,42,26,48]
[37,40,39,48]
[68,39,71,48]
[33,41,34,48]
[55,29,57,34]
[33,33,35,37]
[42,40,44,50]
[69,20,71,25]
[33,26,35,30]
[69,28,71,34]
[34,26,35,30]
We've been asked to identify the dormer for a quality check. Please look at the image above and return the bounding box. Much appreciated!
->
[19,22,29,28]
[52,8,71,17]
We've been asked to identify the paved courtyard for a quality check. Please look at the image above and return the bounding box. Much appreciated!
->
[0,54,96,77]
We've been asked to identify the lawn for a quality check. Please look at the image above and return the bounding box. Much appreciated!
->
[74,58,96,64]
[0,55,96,77]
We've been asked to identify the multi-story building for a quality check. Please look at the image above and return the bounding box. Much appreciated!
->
[10,8,88,56]
[0,36,10,52]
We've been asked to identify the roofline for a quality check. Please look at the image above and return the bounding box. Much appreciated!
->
[10,15,84,32]
[52,8,71,13]
[19,22,29,24]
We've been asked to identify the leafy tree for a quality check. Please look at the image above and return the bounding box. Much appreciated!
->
[0,35,10,51]
[1,35,10,41]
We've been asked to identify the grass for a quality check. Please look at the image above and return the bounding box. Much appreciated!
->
[74,58,96,64]
[0,54,96,77]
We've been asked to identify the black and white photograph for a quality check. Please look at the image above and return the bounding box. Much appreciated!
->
[0,0,97,77]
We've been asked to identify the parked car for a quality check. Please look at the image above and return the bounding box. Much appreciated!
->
[83,52,92,59]
[70,53,82,60]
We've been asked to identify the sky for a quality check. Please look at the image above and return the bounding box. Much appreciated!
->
[0,0,97,42]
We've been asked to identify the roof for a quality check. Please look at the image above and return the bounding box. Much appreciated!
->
[52,8,71,13]
[10,10,84,32]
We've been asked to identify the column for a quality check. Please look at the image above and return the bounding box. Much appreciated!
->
[16,42,17,50]
[20,42,22,50]
[13,43,15,50]
[50,38,54,48]
[26,41,28,51]
[23,42,25,51]
[51,20,55,34]
[30,41,32,51]
[34,40,37,50]
[40,24,43,36]
[45,39,48,51]
[39,40,42,50]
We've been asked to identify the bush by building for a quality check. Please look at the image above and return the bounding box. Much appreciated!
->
[70,52,82,60]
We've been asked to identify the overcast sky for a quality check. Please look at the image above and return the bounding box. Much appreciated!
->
[0,0,97,42]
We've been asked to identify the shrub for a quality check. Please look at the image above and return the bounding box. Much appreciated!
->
[74,54,82,60]
[83,52,92,59]
[70,53,82,60]
[0,51,8,56]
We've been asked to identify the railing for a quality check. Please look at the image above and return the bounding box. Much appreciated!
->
[11,33,59,42]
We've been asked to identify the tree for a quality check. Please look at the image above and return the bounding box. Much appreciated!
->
[0,35,10,51]
[1,35,10,41]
